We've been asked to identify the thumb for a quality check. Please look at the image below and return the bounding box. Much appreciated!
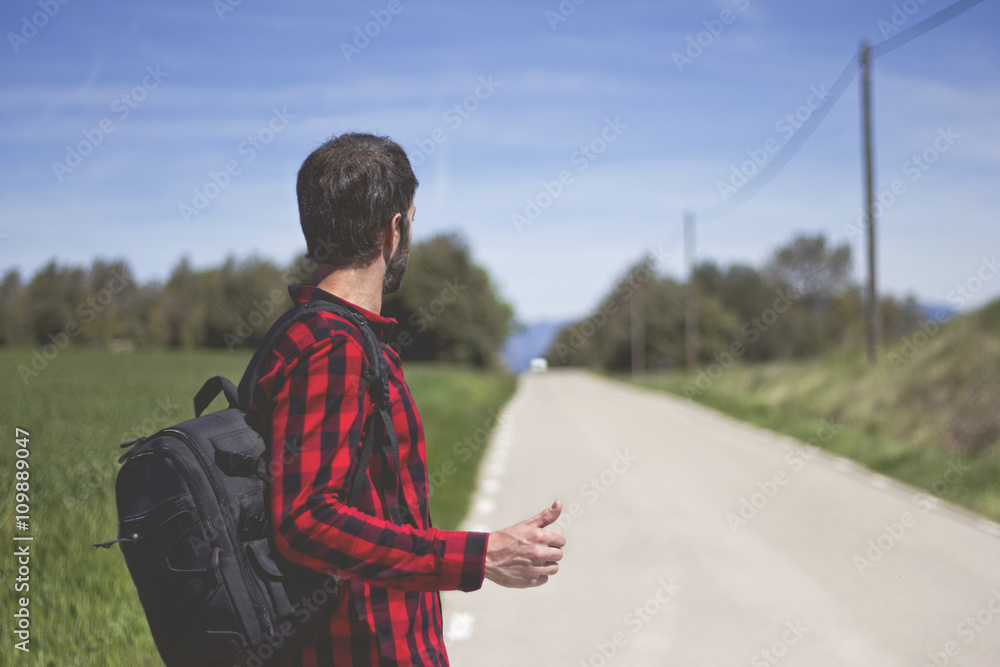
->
[528,499,563,528]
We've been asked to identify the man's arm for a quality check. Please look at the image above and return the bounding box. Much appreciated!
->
[269,334,486,593]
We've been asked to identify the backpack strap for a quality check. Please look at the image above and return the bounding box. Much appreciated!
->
[237,300,406,524]
[237,301,356,412]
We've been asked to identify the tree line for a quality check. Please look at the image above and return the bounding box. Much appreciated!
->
[547,233,926,371]
[0,234,513,368]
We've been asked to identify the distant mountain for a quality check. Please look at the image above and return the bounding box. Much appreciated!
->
[919,302,957,322]
[501,321,568,373]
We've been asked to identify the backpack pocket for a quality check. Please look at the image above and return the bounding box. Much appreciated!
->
[118,451,246,665]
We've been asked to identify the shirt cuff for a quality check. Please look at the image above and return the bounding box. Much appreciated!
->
[443,530,489,592]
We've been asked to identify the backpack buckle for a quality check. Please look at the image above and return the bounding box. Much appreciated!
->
[238,509,269,541]
[215,450,263,478]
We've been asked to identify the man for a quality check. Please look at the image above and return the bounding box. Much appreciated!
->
[248,132,566,666]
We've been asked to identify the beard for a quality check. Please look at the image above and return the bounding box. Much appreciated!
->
[382,222,410,295]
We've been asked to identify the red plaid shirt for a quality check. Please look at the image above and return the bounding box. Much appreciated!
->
[248,284,488,666]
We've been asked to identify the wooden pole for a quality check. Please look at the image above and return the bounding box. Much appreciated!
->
[860,40,881,363]
[631,277,645,378]
[685,210,698,372]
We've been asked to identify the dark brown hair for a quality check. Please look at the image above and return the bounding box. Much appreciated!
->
[296,133,417,268]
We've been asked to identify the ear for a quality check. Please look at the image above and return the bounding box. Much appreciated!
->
[383,212,402,259]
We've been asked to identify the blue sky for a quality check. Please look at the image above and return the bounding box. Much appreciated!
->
[2,0,998,323]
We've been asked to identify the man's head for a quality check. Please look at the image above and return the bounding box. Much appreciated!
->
[297,133,417,293]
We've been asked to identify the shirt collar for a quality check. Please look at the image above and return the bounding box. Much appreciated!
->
[288,283,396,342]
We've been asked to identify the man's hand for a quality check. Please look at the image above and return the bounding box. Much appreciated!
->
[485,500,566,588]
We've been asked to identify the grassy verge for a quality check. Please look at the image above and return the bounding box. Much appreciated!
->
[629,354,1000,524]
[0,348,515,666]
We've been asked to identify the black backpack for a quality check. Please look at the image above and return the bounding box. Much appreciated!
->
[94,300,403,667]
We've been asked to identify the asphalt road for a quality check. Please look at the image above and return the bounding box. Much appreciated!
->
[441,369,1000,667]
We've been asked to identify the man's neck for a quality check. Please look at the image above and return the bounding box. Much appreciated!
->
[311,262,384,314]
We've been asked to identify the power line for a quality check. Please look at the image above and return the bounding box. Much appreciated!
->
[699,52,858,223]
[871,0,987,57]
[697,0,987,224]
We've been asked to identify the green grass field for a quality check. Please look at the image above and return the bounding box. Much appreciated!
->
[0,348,515,666]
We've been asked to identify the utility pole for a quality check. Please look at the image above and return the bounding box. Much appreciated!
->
[631,277,645,378]
[684,210,698,372]
[860,40,881,363]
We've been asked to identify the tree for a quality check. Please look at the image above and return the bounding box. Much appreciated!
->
[548,258,740,372]
[760,234,855,356]
[200,255,289,349]
[0,270,26,345]
[880,294,924,344]
[79,258,139,346]
[0,240,513,364]
[695,261,791,361]
[147,257,207,347]
[25,260,88,344]
[762,233,852,305]
[382,234,513,368]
